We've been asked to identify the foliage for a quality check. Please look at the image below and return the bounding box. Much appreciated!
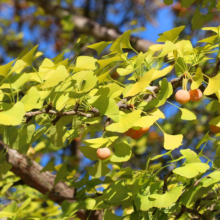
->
[0,23,220,220]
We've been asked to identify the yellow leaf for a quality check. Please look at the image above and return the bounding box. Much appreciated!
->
[125,68,154,97]
[204,73,220,95]
[152,65,174,81]
[149,44,164,51]
[158,41,177,58]
[133,116,159,127]
[74,56,97,71]
[0,102,25,126]
[0,60,15,77]
[164,132,183,150]
[40,65,69,89]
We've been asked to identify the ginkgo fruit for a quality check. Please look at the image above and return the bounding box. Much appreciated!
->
[189,89,202,102]
[210,125,220,134]
[175,89,190,104]
[125,127,150,139]
[97,148,111,160]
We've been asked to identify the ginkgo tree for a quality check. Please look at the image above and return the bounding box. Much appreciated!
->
[2,21,220,220]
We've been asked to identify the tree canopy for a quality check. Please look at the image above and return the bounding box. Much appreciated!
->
[1,1,220,220]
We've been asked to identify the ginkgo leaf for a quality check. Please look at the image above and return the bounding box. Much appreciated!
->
[103,210,124,220]
[97,54,124,70]
[98,69,112,83]
[157,26,185,42]
[86,160,110,178]
[179,108,196,120]
[21,87,42,111]
[87,41,113,56]
[9,59,28,74]
[149,108,165,119]
[110,30,133,54]
[158,41,177,58]
[133,116,159,127]
[89,95,119,122]
[124,68,154,97]
[173,163,209,178]
[149,44,164,51]
[1,73,31,90]
[163,132,183,150]
[117,52,146,76]
[191,67,203,90]
[74,56,97,71]
[204,73,220,95]
[40,65,69,89]
[21,45,38,65]
[152,65,174,81]
[110,141,131,162]
[17,198,31,212]
[106,110,142,133]
[196,132,215,149]
[149,185,183,208]
[0,60,15,77]
[198,35,217,44]
[0,102,25,126]
[83,136,118,148]
[209,116,220,127]
[0,212,16,218]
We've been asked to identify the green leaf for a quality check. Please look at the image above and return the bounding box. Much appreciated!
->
[175,57,186,76]
[173,163,209,178]
[79,146,98,160]
[88,95,119,122]
[180,149,200,163]
[209,116,220,127]
[196,132,215,149]
[0,60,15,77]
[164,0,173,5]
[140,79,173,110]
[103,210,124,220]
[17,198,31,212]
[158,41,177,58]
[106,180,130,204]
[110,141,131,162]
[86,160,110,178]
[150,185,183,208]
[40,65,69,89]
[110,30,134,54]
[106,110,142,133]
[204,73,220,95]
[134,194,154,211]
[191,67,204,90]
[163,132,183,150]
[157,26,185,42]
[95,83,124,98]
[181,0,195,7]
[21,45,38,65]
[205,100,219,113]
[0,102,25,126]
[192,7,206,30]
[54,161,69,186]
[179,108,196,120]
[21,87,42,111]
[151,150,172,160]
[125,68,154,97]
[87,41,113,56]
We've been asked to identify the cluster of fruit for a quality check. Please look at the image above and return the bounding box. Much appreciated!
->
[175,89,202,104]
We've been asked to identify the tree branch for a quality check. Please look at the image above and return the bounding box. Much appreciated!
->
[26,0,154,53]
[0,140,102,220]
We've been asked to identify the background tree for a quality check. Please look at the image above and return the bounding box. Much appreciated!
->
[1,1,220,220]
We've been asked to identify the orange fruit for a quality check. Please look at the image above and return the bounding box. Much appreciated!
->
[175,89,190,104]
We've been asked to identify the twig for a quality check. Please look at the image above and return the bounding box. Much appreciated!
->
[181,205,208,220]
[162,171,173,194]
